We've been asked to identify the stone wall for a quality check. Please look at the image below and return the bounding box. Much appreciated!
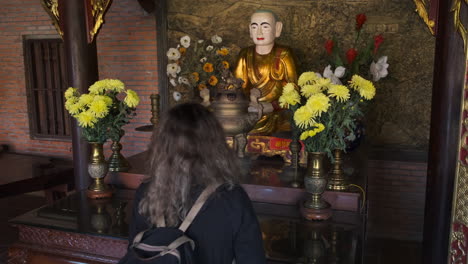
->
[167,0,435,150]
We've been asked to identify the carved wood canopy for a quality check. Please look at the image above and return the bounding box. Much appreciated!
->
[41,0,112,43]
[413,0,439,35]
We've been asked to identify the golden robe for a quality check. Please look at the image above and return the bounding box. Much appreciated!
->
[234,44,298,135]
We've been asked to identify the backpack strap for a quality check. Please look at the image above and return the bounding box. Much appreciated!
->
[133,242,182,262]
[132,228,148,245]
[132,235,195,262]
[178,183,221,232]
[132,183,221,244]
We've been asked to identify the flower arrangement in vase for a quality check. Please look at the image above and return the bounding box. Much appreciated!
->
[64,79,140,197]
[279,72,359,157]
[64,79,140,143]
[166,34,233,105]
[321,13,388,145]
[279,62,381,219]
[321,13,389,190]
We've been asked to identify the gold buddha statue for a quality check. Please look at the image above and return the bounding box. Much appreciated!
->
[234,10,298,135]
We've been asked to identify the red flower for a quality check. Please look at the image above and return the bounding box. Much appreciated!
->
[325,40,334,55]
[356,14,367,30]
[373,34,384,54]
[346,48,358,65]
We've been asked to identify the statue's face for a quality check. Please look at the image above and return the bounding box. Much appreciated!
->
[249,12,278,46]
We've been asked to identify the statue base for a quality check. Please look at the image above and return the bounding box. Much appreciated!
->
[246,135,307,164]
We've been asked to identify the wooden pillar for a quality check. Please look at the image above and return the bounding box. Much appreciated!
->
[154,0,168,112]
[423,0,466,262]
[62,0,99,191]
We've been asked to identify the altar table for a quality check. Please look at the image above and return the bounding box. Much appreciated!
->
[8,189,364,263]
[109,152,363,213]
[0,152,74,201]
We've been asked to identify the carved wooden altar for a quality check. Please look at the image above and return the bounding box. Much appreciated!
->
[8,190,364,264]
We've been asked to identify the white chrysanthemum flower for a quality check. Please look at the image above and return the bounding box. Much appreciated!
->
[323,65,346,85]
[180,35,191,48]
[211,34,222,44]
[167,63,180,78]
[200,57,207,63]
[173,91,182,101]
[178,76,189,85]
[206,45,214,51]
[170,78,177,87]
[166,48,181,61]
[334,66,346,78]
[198,39,204,43]
[370,56,389,82]
[345,132,356,142]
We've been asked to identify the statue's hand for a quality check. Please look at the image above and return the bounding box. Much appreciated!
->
[200,88,211,107]
[248,105,260,113]
[260,102,274,113]
[201,101,211,107]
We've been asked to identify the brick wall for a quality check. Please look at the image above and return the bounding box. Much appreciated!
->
[97,0,156,157]
[0,0,156,159]
[0,0,68,157]
[366,159,428,241]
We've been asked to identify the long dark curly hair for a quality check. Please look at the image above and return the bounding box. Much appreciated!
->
[138,103,240,227]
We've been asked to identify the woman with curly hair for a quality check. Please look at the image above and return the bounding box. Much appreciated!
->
[128,103,266,264]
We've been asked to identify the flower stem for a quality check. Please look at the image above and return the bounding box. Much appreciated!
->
[354,29,361,48]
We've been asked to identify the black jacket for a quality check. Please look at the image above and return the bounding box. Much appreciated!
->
[128,183,266,264]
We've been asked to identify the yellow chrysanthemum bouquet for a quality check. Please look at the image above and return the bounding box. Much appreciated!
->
[64,79,140,143]
[279,71,376,157]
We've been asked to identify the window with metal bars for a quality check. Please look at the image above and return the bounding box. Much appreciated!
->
[23,37,71,140]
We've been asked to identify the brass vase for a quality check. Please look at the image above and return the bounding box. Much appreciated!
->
[90,200,112,233]
[87,142,112,199]
[303,230,326,263]
[300,152,332,220]
[108,139,131,172]
[327,149,349,191]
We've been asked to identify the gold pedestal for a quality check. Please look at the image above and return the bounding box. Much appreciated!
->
[279,138,303,187]
[289,138,302,188]
[327,149,349,191]
[135,93,159,132]
[108,141,131,172]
